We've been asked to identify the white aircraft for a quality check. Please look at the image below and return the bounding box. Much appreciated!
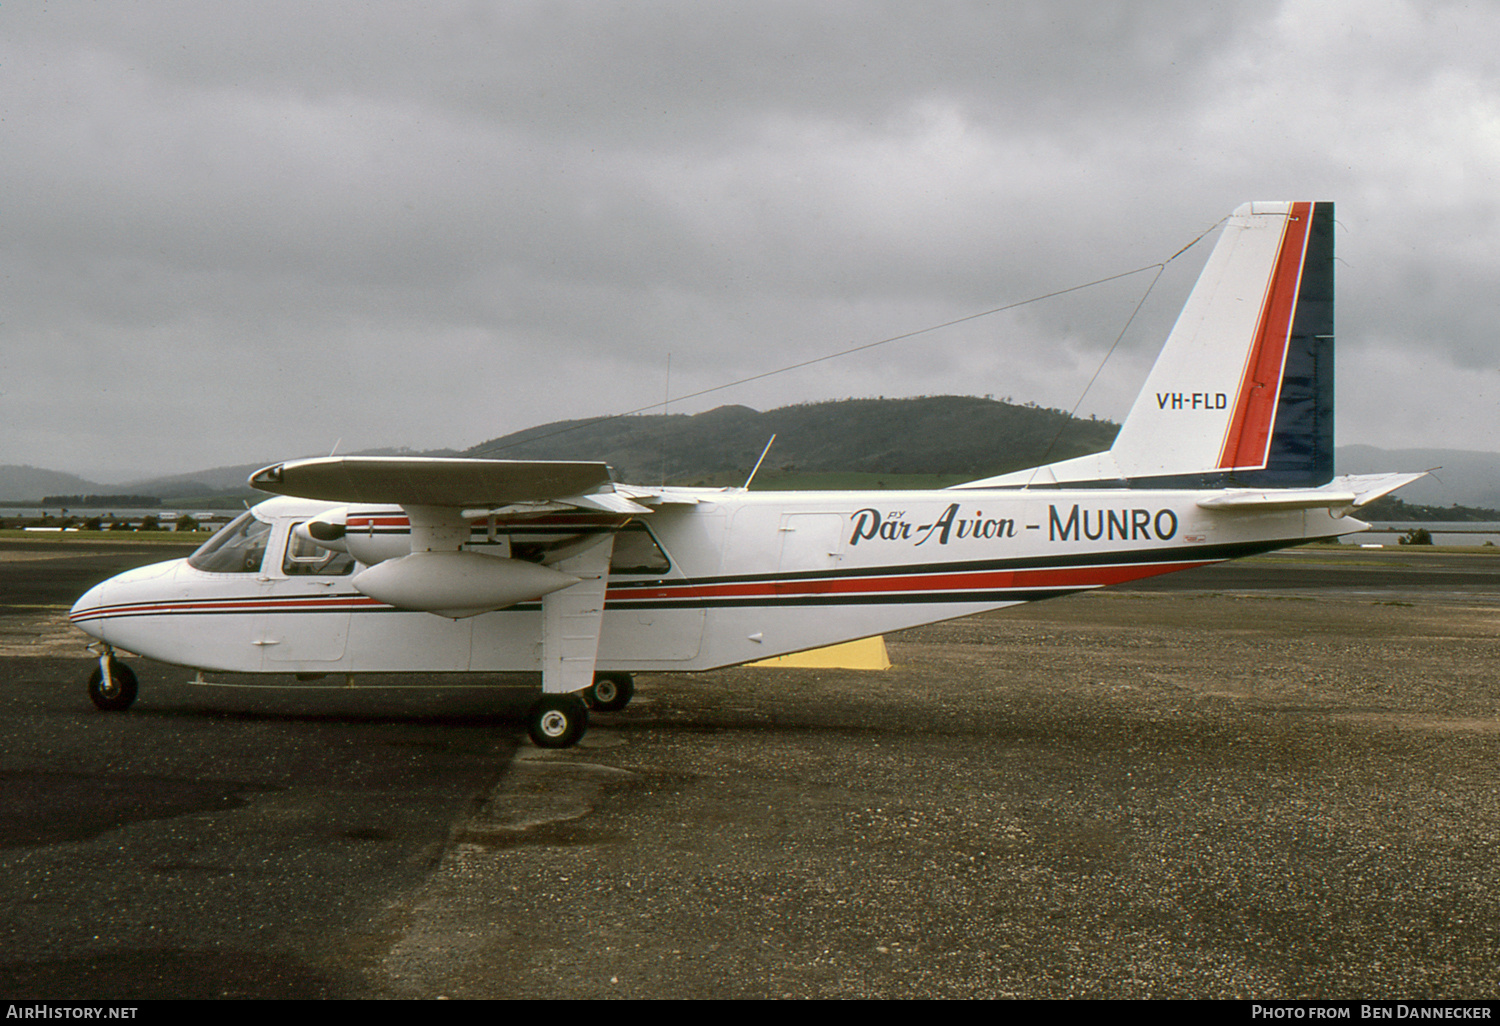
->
[69,201,1420,747]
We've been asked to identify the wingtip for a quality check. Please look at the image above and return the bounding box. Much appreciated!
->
[248,463,285,492]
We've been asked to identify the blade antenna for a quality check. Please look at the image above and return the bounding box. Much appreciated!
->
[660,353,671,487]
[741,435,777,491]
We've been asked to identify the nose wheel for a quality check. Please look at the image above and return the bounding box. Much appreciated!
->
[87,658,139,711]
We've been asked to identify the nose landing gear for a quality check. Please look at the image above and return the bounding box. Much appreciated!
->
[87,648,139,711]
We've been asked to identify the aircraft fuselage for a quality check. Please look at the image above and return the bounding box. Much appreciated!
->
[69,486,1364,677]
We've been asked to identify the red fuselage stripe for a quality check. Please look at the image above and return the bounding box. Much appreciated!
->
[70,595,385,620]
[70,558,1215,621]
[604,559,1212,602]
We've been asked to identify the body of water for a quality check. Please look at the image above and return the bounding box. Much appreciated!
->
[0,506,227,529]
[1364,522,1500,547]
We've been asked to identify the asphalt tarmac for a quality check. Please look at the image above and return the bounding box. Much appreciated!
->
[2,539,1498,999]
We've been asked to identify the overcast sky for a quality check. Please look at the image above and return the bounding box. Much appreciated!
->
[3,0,1496,482]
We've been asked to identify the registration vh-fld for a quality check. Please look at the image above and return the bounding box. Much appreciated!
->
[69,202,1421,747]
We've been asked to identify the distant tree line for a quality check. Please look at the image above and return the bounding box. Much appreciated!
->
[1357,495,1500,522]
[1,512,204,532]
[42,494,161,507]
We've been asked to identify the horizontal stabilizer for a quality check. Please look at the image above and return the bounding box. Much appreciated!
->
[1196,472,1426,512]
[1336,471,1430,508]
[1196,489,1357,511]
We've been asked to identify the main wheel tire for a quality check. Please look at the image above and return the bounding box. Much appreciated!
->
[87,661,139,711]
[527,694,589,748]
[586,672,635,712]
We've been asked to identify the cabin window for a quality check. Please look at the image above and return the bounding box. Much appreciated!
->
[283,525,357,576]
[609,522,671,575]
[188,510,274,574]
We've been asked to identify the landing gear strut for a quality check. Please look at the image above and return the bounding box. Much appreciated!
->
[526,693,589,749]
[87,652,138,711]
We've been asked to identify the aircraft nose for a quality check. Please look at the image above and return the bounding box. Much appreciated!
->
[68,559,181,643]
[69,580,112,641]
[69,576,127,642]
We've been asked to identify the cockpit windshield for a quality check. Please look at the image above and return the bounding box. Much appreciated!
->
[187,510,273,574]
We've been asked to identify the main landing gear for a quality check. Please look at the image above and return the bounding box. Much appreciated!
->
[585,671,635,712]
[526,693,588,748]
[525,672,635,749]
[86,651,138,711]
[81,651,635,748]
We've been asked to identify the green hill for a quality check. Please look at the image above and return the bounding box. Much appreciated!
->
[0,465,105,504]
[15,398,1493,507]
[465,396,1119,486]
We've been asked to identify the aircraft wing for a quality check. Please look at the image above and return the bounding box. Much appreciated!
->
[250,458,639,664]
[249,456,631,510]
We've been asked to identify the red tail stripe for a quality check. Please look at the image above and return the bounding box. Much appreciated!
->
[1218,201,1314,470]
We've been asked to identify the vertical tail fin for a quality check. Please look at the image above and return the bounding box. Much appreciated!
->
[962,201,1335,490]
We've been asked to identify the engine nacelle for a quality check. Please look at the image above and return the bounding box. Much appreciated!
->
[292,513,349,554]
[292,506,411,564]
[350,550,579,618]
[304,506,413,566]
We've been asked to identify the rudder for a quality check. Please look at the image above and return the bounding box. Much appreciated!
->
[959,201,1335,491]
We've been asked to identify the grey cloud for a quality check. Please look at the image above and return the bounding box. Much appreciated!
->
[2,1,1496,479]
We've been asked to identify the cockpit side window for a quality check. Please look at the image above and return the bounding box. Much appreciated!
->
[609,522,671,575]
[283,525,356,576]
[187,511,274,574]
